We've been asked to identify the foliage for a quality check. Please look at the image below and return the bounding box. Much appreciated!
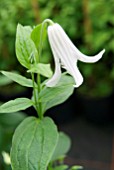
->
[0,74,27,170]
[11,117,58,170]
[0,20,82,170]
[0,0,113,169]
[0,111,27,170]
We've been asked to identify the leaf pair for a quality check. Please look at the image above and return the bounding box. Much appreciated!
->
[0,71,34,114]
[10,116,71,170]
[0,71,74,115]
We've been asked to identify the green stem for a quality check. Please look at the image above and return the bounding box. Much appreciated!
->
[38,19,54,59]
[33,19,54,118]
[43,19,54,25]
[35,20,49,118]
[31,73,42,119]
[37,73,43,119]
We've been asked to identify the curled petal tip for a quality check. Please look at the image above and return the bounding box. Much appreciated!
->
[101,49,105,54]
[73,76,84,88]
[75,48,105,63]
[98,49,105,56]
[95,48,105,59]
[73,81,83,88]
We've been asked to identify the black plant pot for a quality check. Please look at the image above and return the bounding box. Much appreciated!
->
[77,93,113,125]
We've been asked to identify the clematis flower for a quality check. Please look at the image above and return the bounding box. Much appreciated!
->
[45,23,105,88]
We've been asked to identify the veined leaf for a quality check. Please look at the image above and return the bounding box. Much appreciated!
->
[11,116,59,170]
[31,23,47,50]
[28,63,53,78]
[16,24,38,68]
[0,98,33,113]
[39,75,75,113]
[51,132,71,161]
[1,71,34,87]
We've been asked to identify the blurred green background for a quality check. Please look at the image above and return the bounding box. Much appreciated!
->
[0,0,114,97]
[0,0,114,169]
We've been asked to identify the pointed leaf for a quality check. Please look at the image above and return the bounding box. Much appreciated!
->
[28,63,53,78]
[16,24,38,68]
[1,71,33,87]
[10,116,59,170]
[39,75,74,113]
[0,98,33,113]
[51,132,71,161]
[31,23,47,49]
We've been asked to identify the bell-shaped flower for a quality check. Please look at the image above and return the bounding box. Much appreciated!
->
[46,23,105,88]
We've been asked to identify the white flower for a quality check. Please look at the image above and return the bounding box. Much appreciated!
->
[46,23,105,88]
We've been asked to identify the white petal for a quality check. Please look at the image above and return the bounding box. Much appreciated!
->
[73,49,105,63]
[72,65,83,88]
[51,25,77,72]
[45,59,61,87]
[48,24,74,73]
[54,24,105,63]
[45,27,61,87]
[53,24,76,51]
[48,25,83,87]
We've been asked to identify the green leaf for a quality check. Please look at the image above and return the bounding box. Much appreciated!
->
[70,165,83,170]
[0,98,33,113]
[28,63,53,78]
[1,71,34,87]
[0,74,12,86]
[39,75,75,113]
[51,132,71,161]
[53,165,68,170]
[0,112,26,128]
[16,24,38,68]
[10,116,59,170]
[31,23,47,50]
